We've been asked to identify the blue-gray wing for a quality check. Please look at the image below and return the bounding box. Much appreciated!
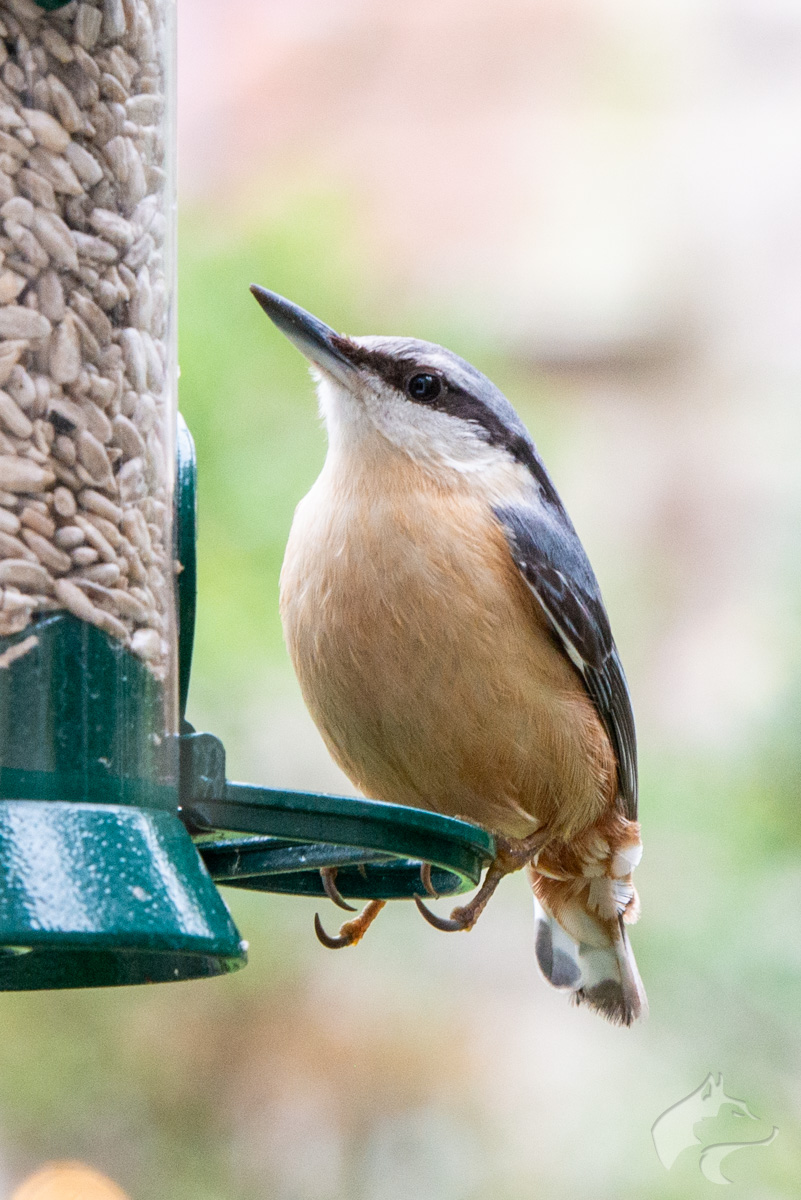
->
[495,501,638,821]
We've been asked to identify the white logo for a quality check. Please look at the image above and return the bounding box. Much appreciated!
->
[651,1073,778,1185]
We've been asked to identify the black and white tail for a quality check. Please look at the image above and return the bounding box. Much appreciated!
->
[529,859,647,1025]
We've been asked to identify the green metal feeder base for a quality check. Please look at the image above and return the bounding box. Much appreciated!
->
[0,800,246,989]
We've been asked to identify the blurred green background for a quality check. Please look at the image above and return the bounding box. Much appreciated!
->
[2,0,801,1196]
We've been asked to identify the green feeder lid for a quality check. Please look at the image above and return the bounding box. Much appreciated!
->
[0,800,244,989]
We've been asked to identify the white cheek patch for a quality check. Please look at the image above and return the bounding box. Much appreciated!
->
[361,386,534,503]
[363,388,485,463]
[313,350,535,510]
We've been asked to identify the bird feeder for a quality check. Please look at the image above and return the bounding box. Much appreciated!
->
[0,0,494,991]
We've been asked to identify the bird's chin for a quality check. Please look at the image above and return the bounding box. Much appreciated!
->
[313,373,373,438]
[307,356,359,391]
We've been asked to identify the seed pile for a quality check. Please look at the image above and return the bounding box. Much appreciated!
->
[0,0,171,678]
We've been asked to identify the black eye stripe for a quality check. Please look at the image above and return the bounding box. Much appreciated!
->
[328,334,564,510]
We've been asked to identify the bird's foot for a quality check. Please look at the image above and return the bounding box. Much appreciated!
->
[413,873,501,932]
[414,827,548,933]
[314,900,386,949]
[319,866,356,911]
[419,862,440,898]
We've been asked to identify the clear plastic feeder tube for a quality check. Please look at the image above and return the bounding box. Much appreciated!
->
[0,0,178,804]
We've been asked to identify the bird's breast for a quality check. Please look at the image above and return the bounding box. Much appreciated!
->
[279,459,615,839]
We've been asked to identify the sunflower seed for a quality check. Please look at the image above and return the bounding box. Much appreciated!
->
[0,269,25,304]
[82,511,121,548]
[52,459,79,488]
[79,399,112,443]
[24,109,71,154]
[0,131,27,162]
[28,148,83,197]
[70,289,112,344]
[1,196,33,226]
[88,206,133,248]
[74,512,116,561]
[54,524,84,549]
[75,427,113,485]
[5,219,48,269]
[53,435,76,466]
[71,545,97,566]
[36,270,65,323]
[20,505,55,538]
[63,141,103,186]
[111,411,145,459]
[117,454,144,502]
[0,172,15,206]
[130,625,161,660]
[100,73,128,105]
[40,29,74,66]
[119,325,146,390]
[73,229,117,262]
[32,209,78,270]
[0,454,54,491]
[79,560,120,587]
[0,389,32,438]
[8,365,36,412]
[0,531,37,562]
[53,485,77,518]
[49,315,81,384]
[78,487,121,522]
[17,167,57,210]
[0,306,50,339]
[0,558,52,592]
[21,527,71,573]
[8,0,46,21]
[0,508,20,535]
[54,576,104,623]
[74,5,103,52]
[45,76,83,136]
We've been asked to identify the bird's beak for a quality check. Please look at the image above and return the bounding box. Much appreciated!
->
[250,285,356,384]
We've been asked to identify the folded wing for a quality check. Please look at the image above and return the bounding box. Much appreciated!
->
[494,500,637,821]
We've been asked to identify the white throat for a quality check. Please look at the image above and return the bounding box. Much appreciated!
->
[313,371,534,508]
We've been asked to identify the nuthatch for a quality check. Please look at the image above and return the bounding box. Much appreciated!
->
[251,285,646,1025]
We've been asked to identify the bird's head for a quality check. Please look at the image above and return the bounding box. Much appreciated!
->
[251,285,553,499]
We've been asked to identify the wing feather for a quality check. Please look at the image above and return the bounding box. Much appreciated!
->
[496,502,638,820]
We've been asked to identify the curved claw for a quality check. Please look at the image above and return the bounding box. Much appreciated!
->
[320,866,357,912]
[313,899,387,951]
[314,911,356,949]
[413,894,467,933]
[419,862,440,899]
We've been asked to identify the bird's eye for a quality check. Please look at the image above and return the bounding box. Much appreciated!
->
[407,373,442,402]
